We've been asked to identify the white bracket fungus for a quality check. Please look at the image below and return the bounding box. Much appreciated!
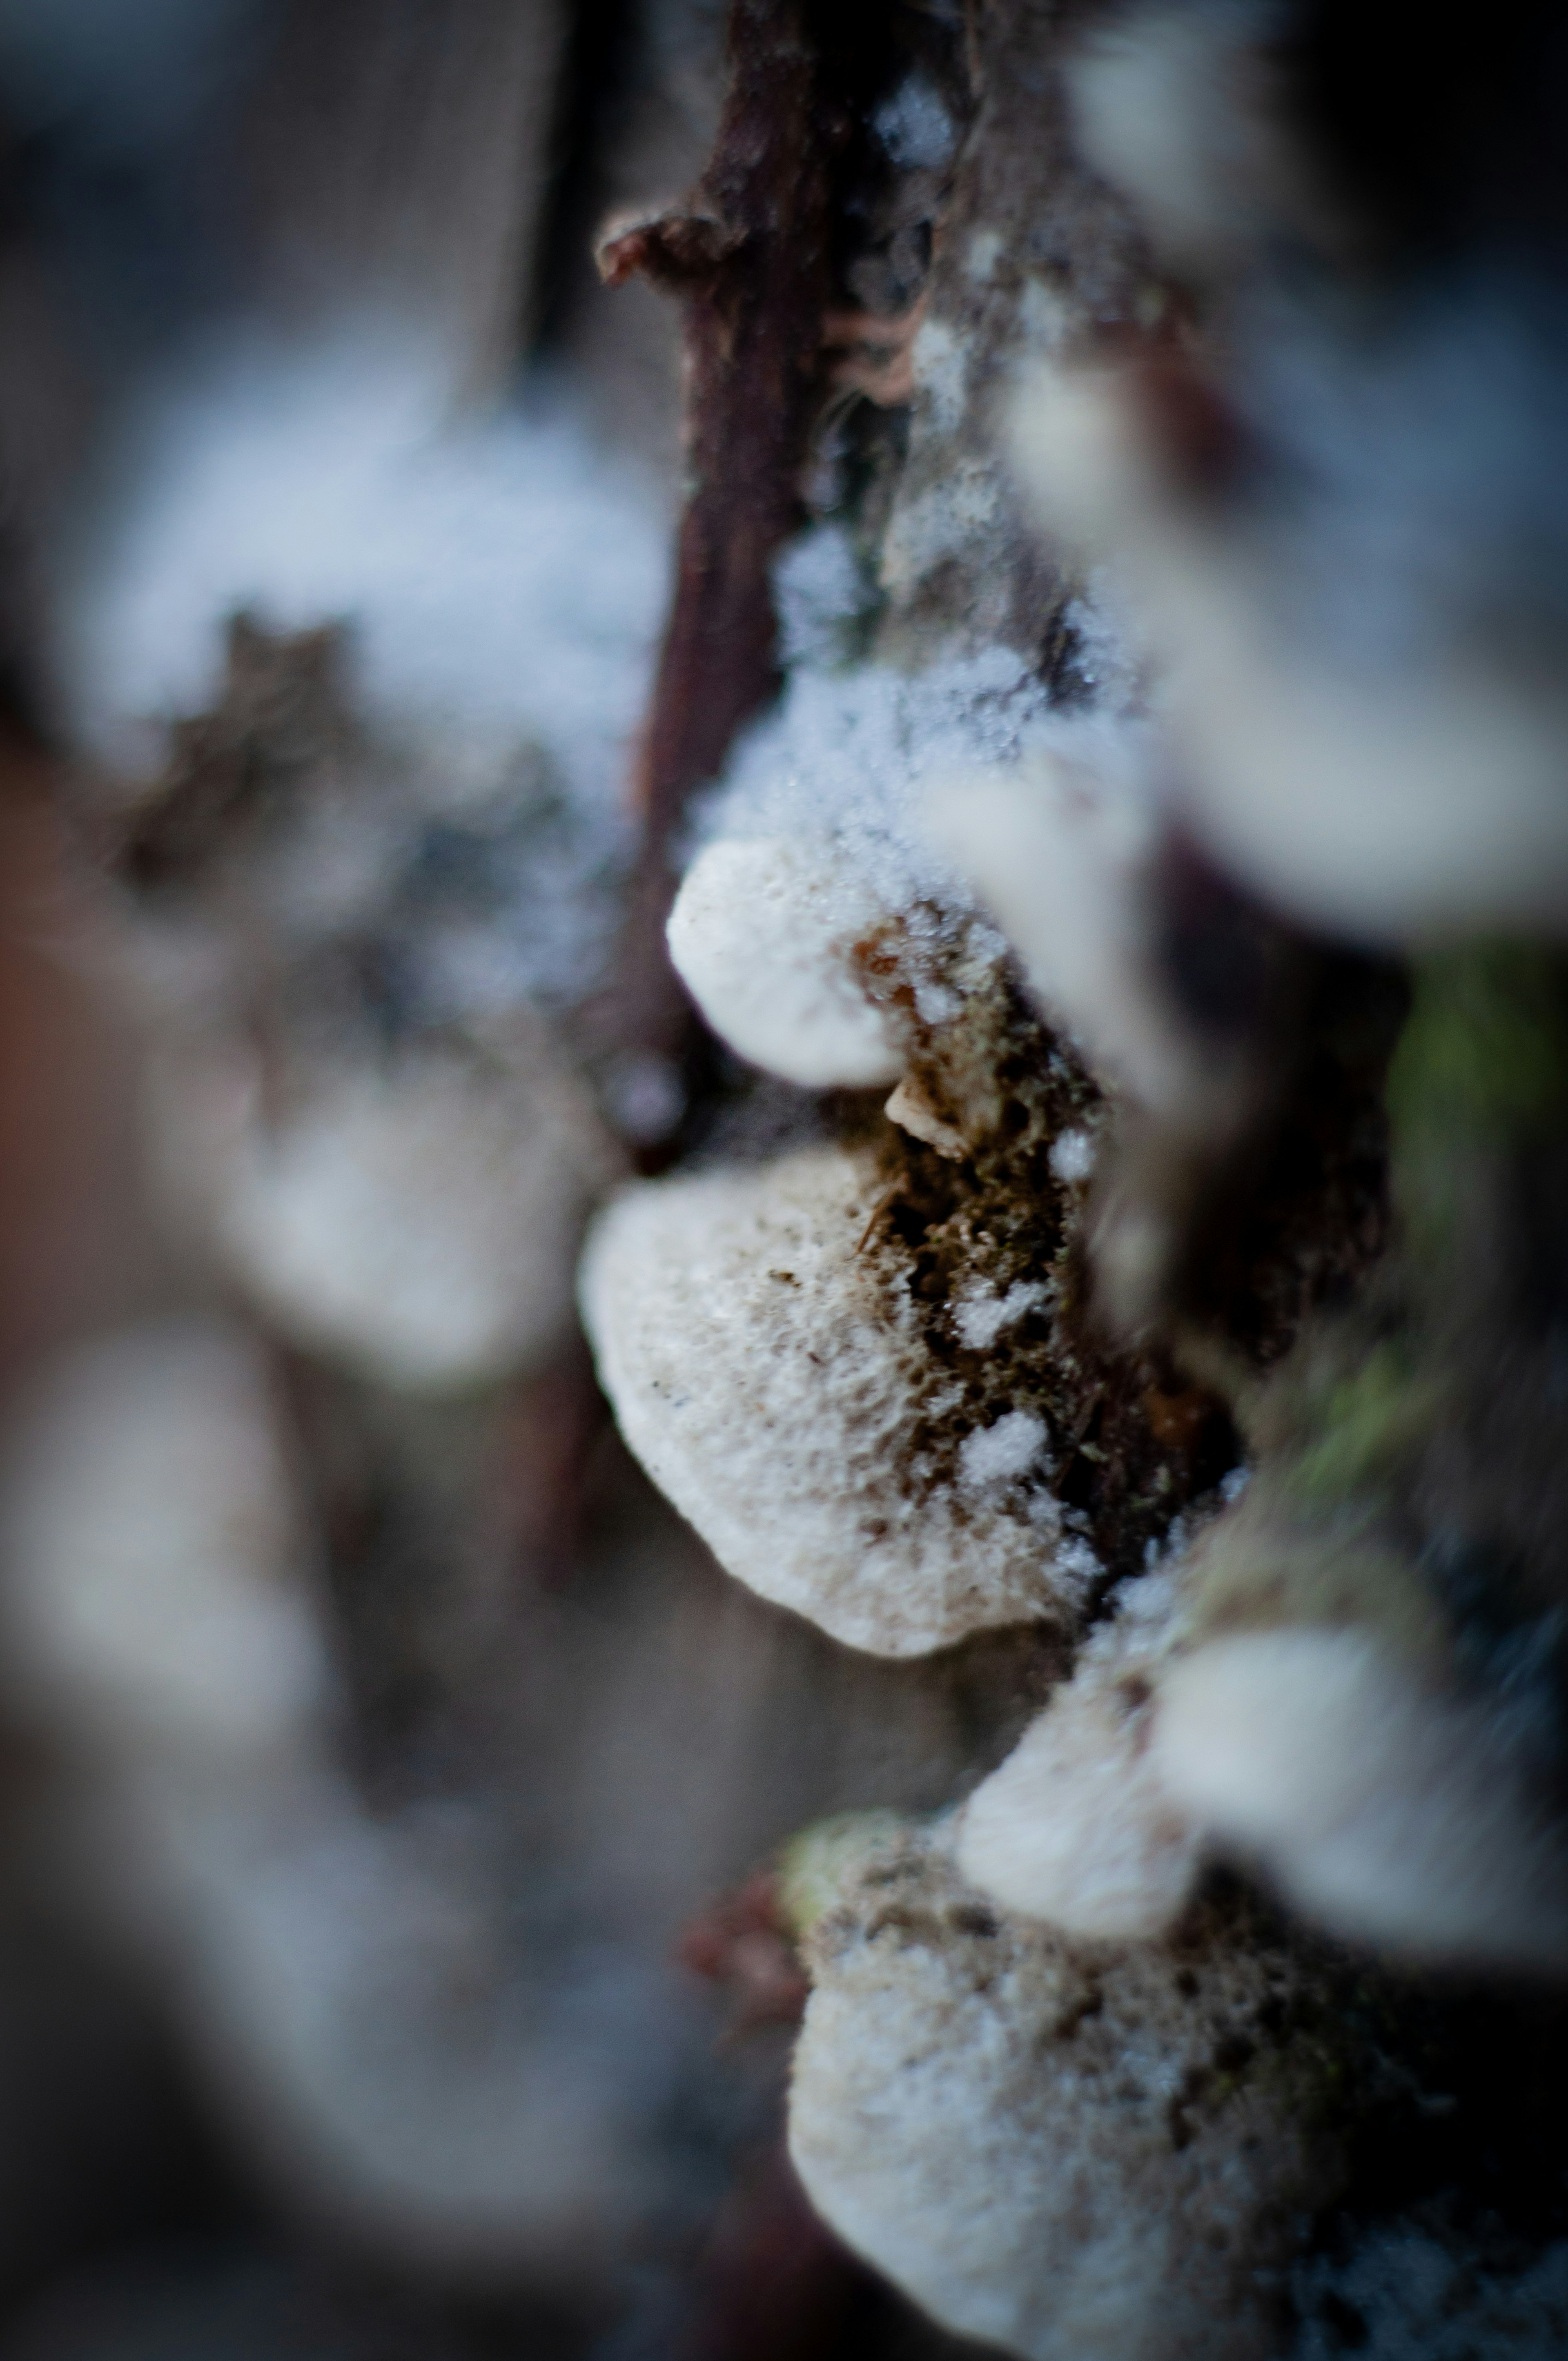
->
[580,1145,1096,1656]
[958,1569,1203,1941]
[667,835,904,1088]
[1150,1626,1568,1970]
[0,1315,715,2283]
[1011,358,1568,947]
[1,1320,326,1766]
[927,750,1205,1115]
[789,1829,1346,2361]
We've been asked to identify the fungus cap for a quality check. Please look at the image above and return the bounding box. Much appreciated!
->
[579,1146,1094,1657]
[667,835,903,1088]
[928,753,1198,1112]
[958,1573,1201,1940]
[790,1830,1344,2360]
[2,1320,324,1762]
[1152,1627,1568,1967]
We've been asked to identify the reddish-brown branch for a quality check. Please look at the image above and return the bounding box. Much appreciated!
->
[596,0,849,1147]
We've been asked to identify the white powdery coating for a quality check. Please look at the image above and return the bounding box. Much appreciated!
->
[773,521,878,672]
[666,836,903,1087]
[579,1146,1093,1657]
[160,1034,606,1394]
[951,1278,1046,1351]
[958,1570,1203,1940]
[1,1321,324,1761]
[696,645,1071,940]
[790,1833,1334,2361]
[55,334,667,811]
[1152,1628,1568,1968]
[957,1408,1048,1490]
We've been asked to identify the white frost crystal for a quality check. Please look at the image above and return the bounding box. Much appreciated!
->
[666,835,903,1087]
[958,1570,1203,1940]
[579,1145,1095,1656]
[1151,1627,1568,1969]
[156,1027,611,1394]
[692,644,1071,955]
[789,1829,1342,2360]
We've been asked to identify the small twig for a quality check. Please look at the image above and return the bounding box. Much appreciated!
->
[595,0,850,1159]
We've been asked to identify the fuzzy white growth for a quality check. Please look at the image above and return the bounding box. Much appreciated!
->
[958,1571,1203,1940]
[1152,1629,1568,1968]
[55,336,665,898]
[1049,1127,1096,1184]
[957,1409,1049,1492]
[928,744,1198,1111]
[950,1278,1046,1351]
[2,1321,325,1762]
[790,1831,1335,2361]
[873,73,959,172]
[579,1147,1095,1657]
[156,1030,610,1394]
[694,645,1069,950]
[666,836,903,1087]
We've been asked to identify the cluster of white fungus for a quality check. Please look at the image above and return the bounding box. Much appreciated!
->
[13,3,1568,2351]
[59,334,667,821]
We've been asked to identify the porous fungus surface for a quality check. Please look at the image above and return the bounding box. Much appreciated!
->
[580,1143,1095,1655]
[789,1831,1352,2361]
